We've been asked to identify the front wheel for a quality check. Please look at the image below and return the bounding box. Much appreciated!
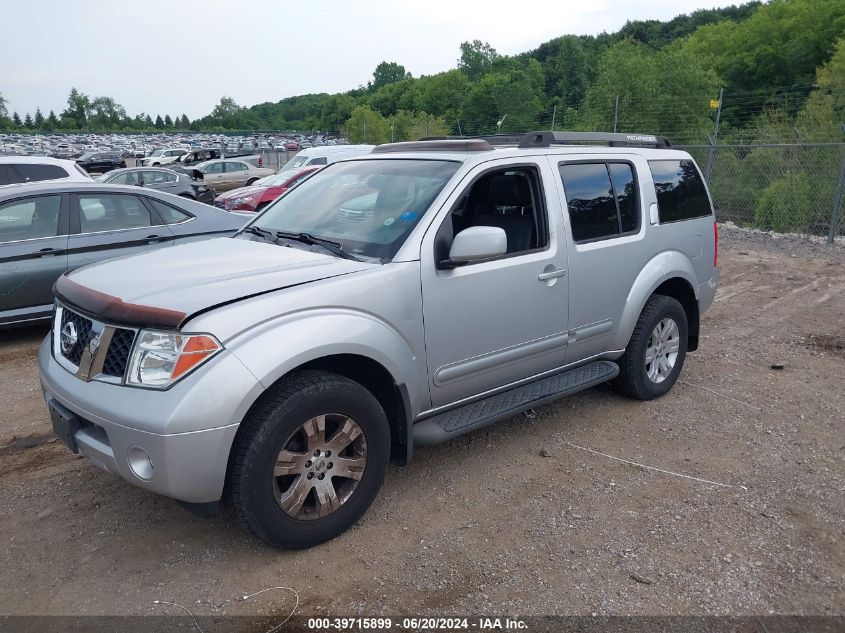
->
[229,371,390,548]
[612,294,688,400]
[246,178,259,186]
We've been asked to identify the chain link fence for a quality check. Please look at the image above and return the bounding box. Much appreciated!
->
[679,143,845,240]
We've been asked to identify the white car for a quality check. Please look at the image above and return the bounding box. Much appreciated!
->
[138,148,189,167]
[0,156,93,188]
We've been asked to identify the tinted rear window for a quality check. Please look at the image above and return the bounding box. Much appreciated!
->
[649,159,711,223]
[16,163,69,182]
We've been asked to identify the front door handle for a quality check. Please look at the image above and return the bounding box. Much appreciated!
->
[146,234,168,244]
[33,247,62,257]
[538,268,567,281]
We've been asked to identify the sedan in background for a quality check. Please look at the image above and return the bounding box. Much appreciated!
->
[95,167,214,204]
[0,182,248,327]
[75,152,126,174]
[194,159,274,193]
[213,166,320,211]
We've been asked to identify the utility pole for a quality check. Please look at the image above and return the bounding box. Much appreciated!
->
[456,119,462,136]
[551,105,557,132]
[612,96,619,133]
[705,87,724,185]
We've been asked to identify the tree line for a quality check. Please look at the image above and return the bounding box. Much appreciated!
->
[1,0,843,146]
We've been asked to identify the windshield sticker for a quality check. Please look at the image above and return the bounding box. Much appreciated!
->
[383,217,395,226]
[399,211,417,222]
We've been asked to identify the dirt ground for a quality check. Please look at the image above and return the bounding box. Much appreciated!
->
[0,228,842,619]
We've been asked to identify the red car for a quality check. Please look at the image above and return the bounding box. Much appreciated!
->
[213,166,320,212]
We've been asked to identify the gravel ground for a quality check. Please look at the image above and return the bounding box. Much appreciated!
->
[0,229,842,619]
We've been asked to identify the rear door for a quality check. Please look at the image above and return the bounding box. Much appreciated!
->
[0,193,69,322]
[66,191,175,270]
[553,154,657,360]
[222,161,249,190]
[202,162,226,192]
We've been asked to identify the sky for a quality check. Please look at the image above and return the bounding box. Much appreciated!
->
[1,0,744,120]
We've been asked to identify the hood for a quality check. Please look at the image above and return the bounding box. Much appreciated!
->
[216,185,267,201]
[56,237,376,327]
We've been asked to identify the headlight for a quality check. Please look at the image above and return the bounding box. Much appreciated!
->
[230,195,255,207]
[126,330,222,389]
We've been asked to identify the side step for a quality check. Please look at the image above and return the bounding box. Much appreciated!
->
[413,360,619,446]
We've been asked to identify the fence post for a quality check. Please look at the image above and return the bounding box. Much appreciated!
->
[551,105,557,132]
[828,140,845,244]
[612,96,619,133]
[705,88,724,185]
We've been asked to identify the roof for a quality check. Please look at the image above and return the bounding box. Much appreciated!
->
[0,181,179,200]
[0,156,81,168]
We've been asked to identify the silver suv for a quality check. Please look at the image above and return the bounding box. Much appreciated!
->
[39,132,719,548]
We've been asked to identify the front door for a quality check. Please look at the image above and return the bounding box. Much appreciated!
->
[66,192,175,270]
[420,158,569,408]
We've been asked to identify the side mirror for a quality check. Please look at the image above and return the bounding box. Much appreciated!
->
[442,226,507,268]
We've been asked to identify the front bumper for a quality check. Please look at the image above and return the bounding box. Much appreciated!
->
[38,336,264,503]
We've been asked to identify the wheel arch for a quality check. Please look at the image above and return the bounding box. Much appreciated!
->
[225,353,413,494]
[616,252,701,352]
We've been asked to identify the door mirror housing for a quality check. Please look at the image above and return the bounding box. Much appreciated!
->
[443,226,508,268]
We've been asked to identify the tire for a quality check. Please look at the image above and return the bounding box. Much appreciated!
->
[230,370,390,549]
[612,294,688,400]
[246,178,259,186]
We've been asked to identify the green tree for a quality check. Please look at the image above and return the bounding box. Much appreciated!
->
[164,114,173,127]
[545,36,589,110]
[372,61,410,90]
[154,114,164,128]
[754,171,815,233]
[458,40,499,80]
[0,92,8,119]
[414,70,469,130]
[46,110,59,130]
[33,107,44,128]
[797,36,845,140]
[390,110,450,141]
[64,88,91,128]
[144,114,154,128]
[461,59,545,133]
[23,112,33,129]
[344,105,390,144]
[12,112,21,127]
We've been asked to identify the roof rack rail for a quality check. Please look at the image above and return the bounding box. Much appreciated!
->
[372,139,494,153]
[517,131,672,149]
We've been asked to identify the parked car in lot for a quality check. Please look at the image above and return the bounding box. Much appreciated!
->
[0,182,246,327]
[195,159,274,193]
[95,167,214,204]
[0,157,93,188]
[38,132,718,549]
[170,148,265,169]
[138,148,188,167]
[286,144,374,168]
[76,152,126,174]
[213,166,320,211]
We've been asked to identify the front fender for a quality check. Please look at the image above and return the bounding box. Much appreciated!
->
[225,308,424,415]
[612,250,699,350]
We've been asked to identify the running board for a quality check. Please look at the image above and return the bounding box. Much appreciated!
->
[413,361,619,446]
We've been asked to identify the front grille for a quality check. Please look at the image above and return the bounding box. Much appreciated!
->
[57,305,136,381]
[60,308,93,366]
[102,328,136,378]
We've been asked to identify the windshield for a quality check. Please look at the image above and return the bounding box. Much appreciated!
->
[150,149,165,157]
[287,155,310,168]
[79,152,96,160]
[250,159,459,260]
[260,168,311,187]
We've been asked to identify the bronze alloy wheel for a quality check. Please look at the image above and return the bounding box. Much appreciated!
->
[272,414,367,520]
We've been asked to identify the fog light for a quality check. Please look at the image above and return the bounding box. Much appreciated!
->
[127,446,154,480]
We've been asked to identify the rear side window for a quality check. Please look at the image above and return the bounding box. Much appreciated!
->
[15,164,69,183]
[78,194,153,232]
[308,157,328,165]
[649,159,712,223]
[147,198,191,224]
[559,162,640,242]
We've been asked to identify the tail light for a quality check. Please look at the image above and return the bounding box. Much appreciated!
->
[713,222,719,267]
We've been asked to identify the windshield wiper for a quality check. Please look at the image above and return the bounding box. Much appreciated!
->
[239,225,275,241]
[273,231,362,261]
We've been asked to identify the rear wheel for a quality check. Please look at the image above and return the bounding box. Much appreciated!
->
[230,371,390,549]
[246,178,259,186]
[612,294,688,400]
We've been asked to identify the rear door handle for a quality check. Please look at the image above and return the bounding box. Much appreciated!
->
[33,247,62,257]
[146,234,168,244]
[538,268,567,281]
